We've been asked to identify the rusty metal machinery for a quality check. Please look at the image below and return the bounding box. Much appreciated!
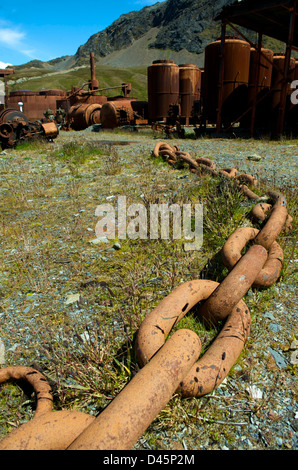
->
[66,103,102,131]
[0,108,58,149]
[100,99,148,129]
[0,139,293,450]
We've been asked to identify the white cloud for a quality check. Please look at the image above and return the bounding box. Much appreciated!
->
[0,61,13,69]
[0,27,25,47]
[0,26,36,60]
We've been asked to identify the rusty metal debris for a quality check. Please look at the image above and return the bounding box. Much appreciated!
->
[0,141,293,450]
[0,108,58,149]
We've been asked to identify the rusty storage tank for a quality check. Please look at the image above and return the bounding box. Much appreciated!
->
[247,47,273,102]
[203,38,251,124]
[270,54,296,111]
[241,47,274,129]
[67,103,102,130]
[100,99,147,129]
[147,60,180,122]
[8,88,66,121]
[178,64,201,124]
[8,90,40,121]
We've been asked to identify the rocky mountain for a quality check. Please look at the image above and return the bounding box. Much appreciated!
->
[14,0,286,73]
[13,0,236,72]
[73,0,235,68]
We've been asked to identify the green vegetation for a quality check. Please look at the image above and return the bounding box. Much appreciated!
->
[8,65,148,101]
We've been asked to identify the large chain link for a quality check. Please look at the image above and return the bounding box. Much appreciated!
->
[0,141,293,450]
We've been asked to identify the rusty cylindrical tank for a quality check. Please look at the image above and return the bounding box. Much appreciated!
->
[203,38,251,123]
[99,100,138,129]
[178,64,201,124]
[247,47,274,102]
[270,54,296,111]
[241,47,274,129]
[147,60,180,122]
[67,103,102,130]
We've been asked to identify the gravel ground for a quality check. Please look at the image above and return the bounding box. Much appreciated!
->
[0,127,297,451]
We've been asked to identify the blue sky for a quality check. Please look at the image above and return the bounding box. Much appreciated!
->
[0,1,163,67]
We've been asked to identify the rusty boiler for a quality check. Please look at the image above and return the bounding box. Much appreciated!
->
[100,100,148,129]
[147,60,180,122]
[178,64,201,125]
[203,38,251,124]
[67,103,103,130]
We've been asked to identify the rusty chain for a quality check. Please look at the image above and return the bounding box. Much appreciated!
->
[0,141,293,450]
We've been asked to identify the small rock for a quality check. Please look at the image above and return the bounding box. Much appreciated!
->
[113,242,121,250]
[90,236,110,244]
[269,323,281,333]
[79,331,90,343]
[246,154,262,161]
[246,385,263,399]
[291,419,298,432]
[276,438,283,447]
[264,312,275,320]
[290,350,298,365]
[268,347,288,369]
[0,339,5,365]
[65,293,82,305]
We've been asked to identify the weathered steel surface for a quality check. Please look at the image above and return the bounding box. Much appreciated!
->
[199,245,268,326]
[67,329,201,450]
[0,410,95,450]
[179,299,251,397]
[148,60,180,122]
